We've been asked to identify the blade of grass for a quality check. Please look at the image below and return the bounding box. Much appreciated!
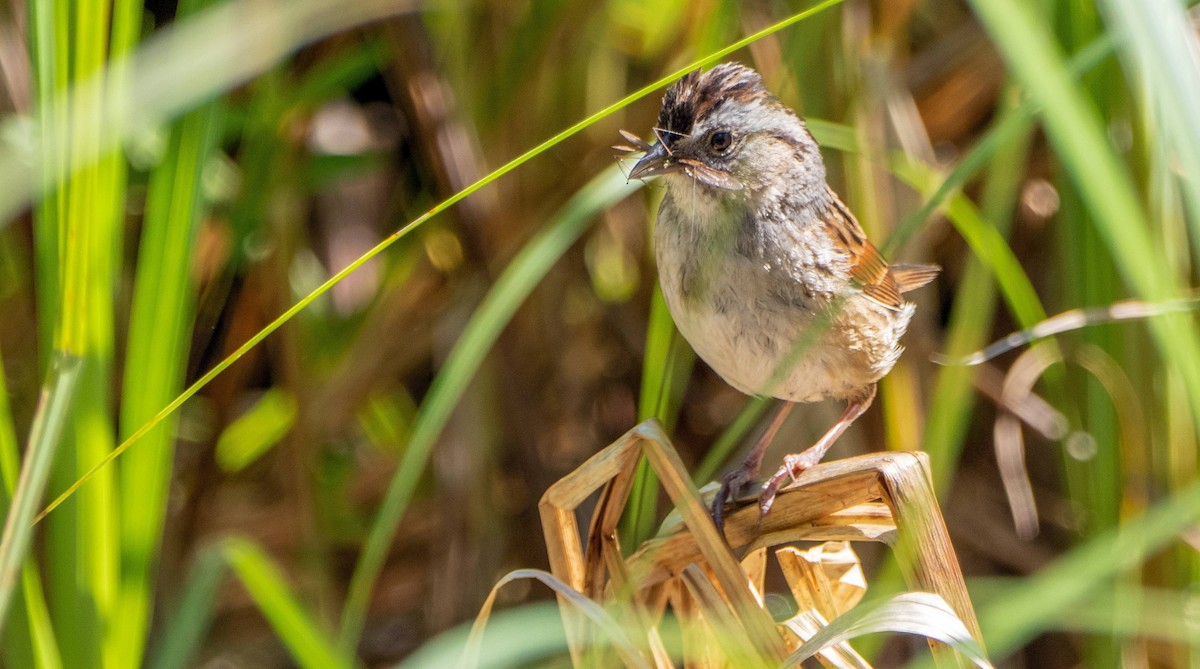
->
[0,353,81,635]
[223,538,345,669]
[336,164,641,658]
[149,538,346,669]
[622,285,694,549]
[42,0,132,663]
[398,602,567,669]
[881,36,1116,257]
[0,345,61,669]
[1100,0,1200,268]
[36,0,851,524]
[114,46,224,668]
[971,580,1200,647]
[145,544,226,669]
[922,94,1033,491]
[785,592,991,668]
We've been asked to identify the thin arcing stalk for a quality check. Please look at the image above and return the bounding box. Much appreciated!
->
[37,0,851,524]
[0,354,81,636]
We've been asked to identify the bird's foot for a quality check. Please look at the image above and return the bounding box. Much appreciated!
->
[712,465,760,535]
[758,450,822,517]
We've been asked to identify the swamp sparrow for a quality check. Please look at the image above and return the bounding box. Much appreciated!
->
[626,63,938,530]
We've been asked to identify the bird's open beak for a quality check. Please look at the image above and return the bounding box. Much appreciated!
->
[629,142,675,180]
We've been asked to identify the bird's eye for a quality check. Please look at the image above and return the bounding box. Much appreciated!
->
[709,130,733,152]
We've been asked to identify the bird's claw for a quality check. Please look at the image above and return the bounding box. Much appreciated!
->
[757,452,819,517]
[712,467,759,536]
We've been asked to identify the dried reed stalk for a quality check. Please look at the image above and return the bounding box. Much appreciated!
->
[538,419,983,667]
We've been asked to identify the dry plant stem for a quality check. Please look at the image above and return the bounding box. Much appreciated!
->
[542,419,983,667]
[539,420,788,666]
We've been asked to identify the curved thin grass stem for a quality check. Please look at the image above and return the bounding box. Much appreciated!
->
[36,0,849,526]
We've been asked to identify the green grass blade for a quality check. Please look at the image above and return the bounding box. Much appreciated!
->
[222,538,345,669]
[922,97,1034,492]
[1100,0,1200,266]
[114,80,224,668]
[0,345,33,669]
[215,388,299,473]
[397,602,566,669]
[146,545,227,669]
[336,163,641,658]
[881,37,1116,257]
[0,353,81,636]
[622,284,694,548]
[150,538,346,669]
[0,346,62,669]
[43,1,129,664]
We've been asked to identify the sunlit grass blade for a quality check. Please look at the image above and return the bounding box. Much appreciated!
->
[972,579,1200,647]
[149,538,346,669]
[0,346,62,669]
[114,45,225,665]
[222,538,345,669]
[336,164,642,658]
[215,388,299,473]
[882,37,1116,257]
[40,0,136,663]
[397,602,567,669]
[0,353,81,636]
[785,592,992,668]
[459,569,648,669]
[145,544,226,669]
[922,96,1034,492]
[1100,0,1200,266]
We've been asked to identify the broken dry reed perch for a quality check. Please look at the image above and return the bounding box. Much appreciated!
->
[538,419,983,667]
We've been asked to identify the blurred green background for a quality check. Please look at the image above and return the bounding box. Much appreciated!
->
[1,0,1199,666]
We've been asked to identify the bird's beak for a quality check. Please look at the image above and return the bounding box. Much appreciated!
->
[629,142,675,180]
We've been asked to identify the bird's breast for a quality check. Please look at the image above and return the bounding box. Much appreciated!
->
[654,194,911,402]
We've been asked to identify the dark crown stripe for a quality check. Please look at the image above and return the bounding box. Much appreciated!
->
[656,63,766,145]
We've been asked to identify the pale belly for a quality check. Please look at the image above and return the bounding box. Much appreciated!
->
[658,257,913,403]
[652,180,913,403]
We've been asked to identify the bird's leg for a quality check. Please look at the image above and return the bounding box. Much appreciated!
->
[712,400,794,533]
[758,386,877,516]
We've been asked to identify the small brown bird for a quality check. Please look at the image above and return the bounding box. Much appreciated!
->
[628,63,938,530]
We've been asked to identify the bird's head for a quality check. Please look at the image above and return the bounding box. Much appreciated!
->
[630,63,824,195]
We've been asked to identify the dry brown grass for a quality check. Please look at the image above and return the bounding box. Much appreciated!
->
[521,419,984,667]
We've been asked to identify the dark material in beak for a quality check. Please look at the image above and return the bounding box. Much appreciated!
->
[629,142,675,180]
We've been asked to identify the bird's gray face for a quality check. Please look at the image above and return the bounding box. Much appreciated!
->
[628,116,748,191]
[630,63,823,197]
